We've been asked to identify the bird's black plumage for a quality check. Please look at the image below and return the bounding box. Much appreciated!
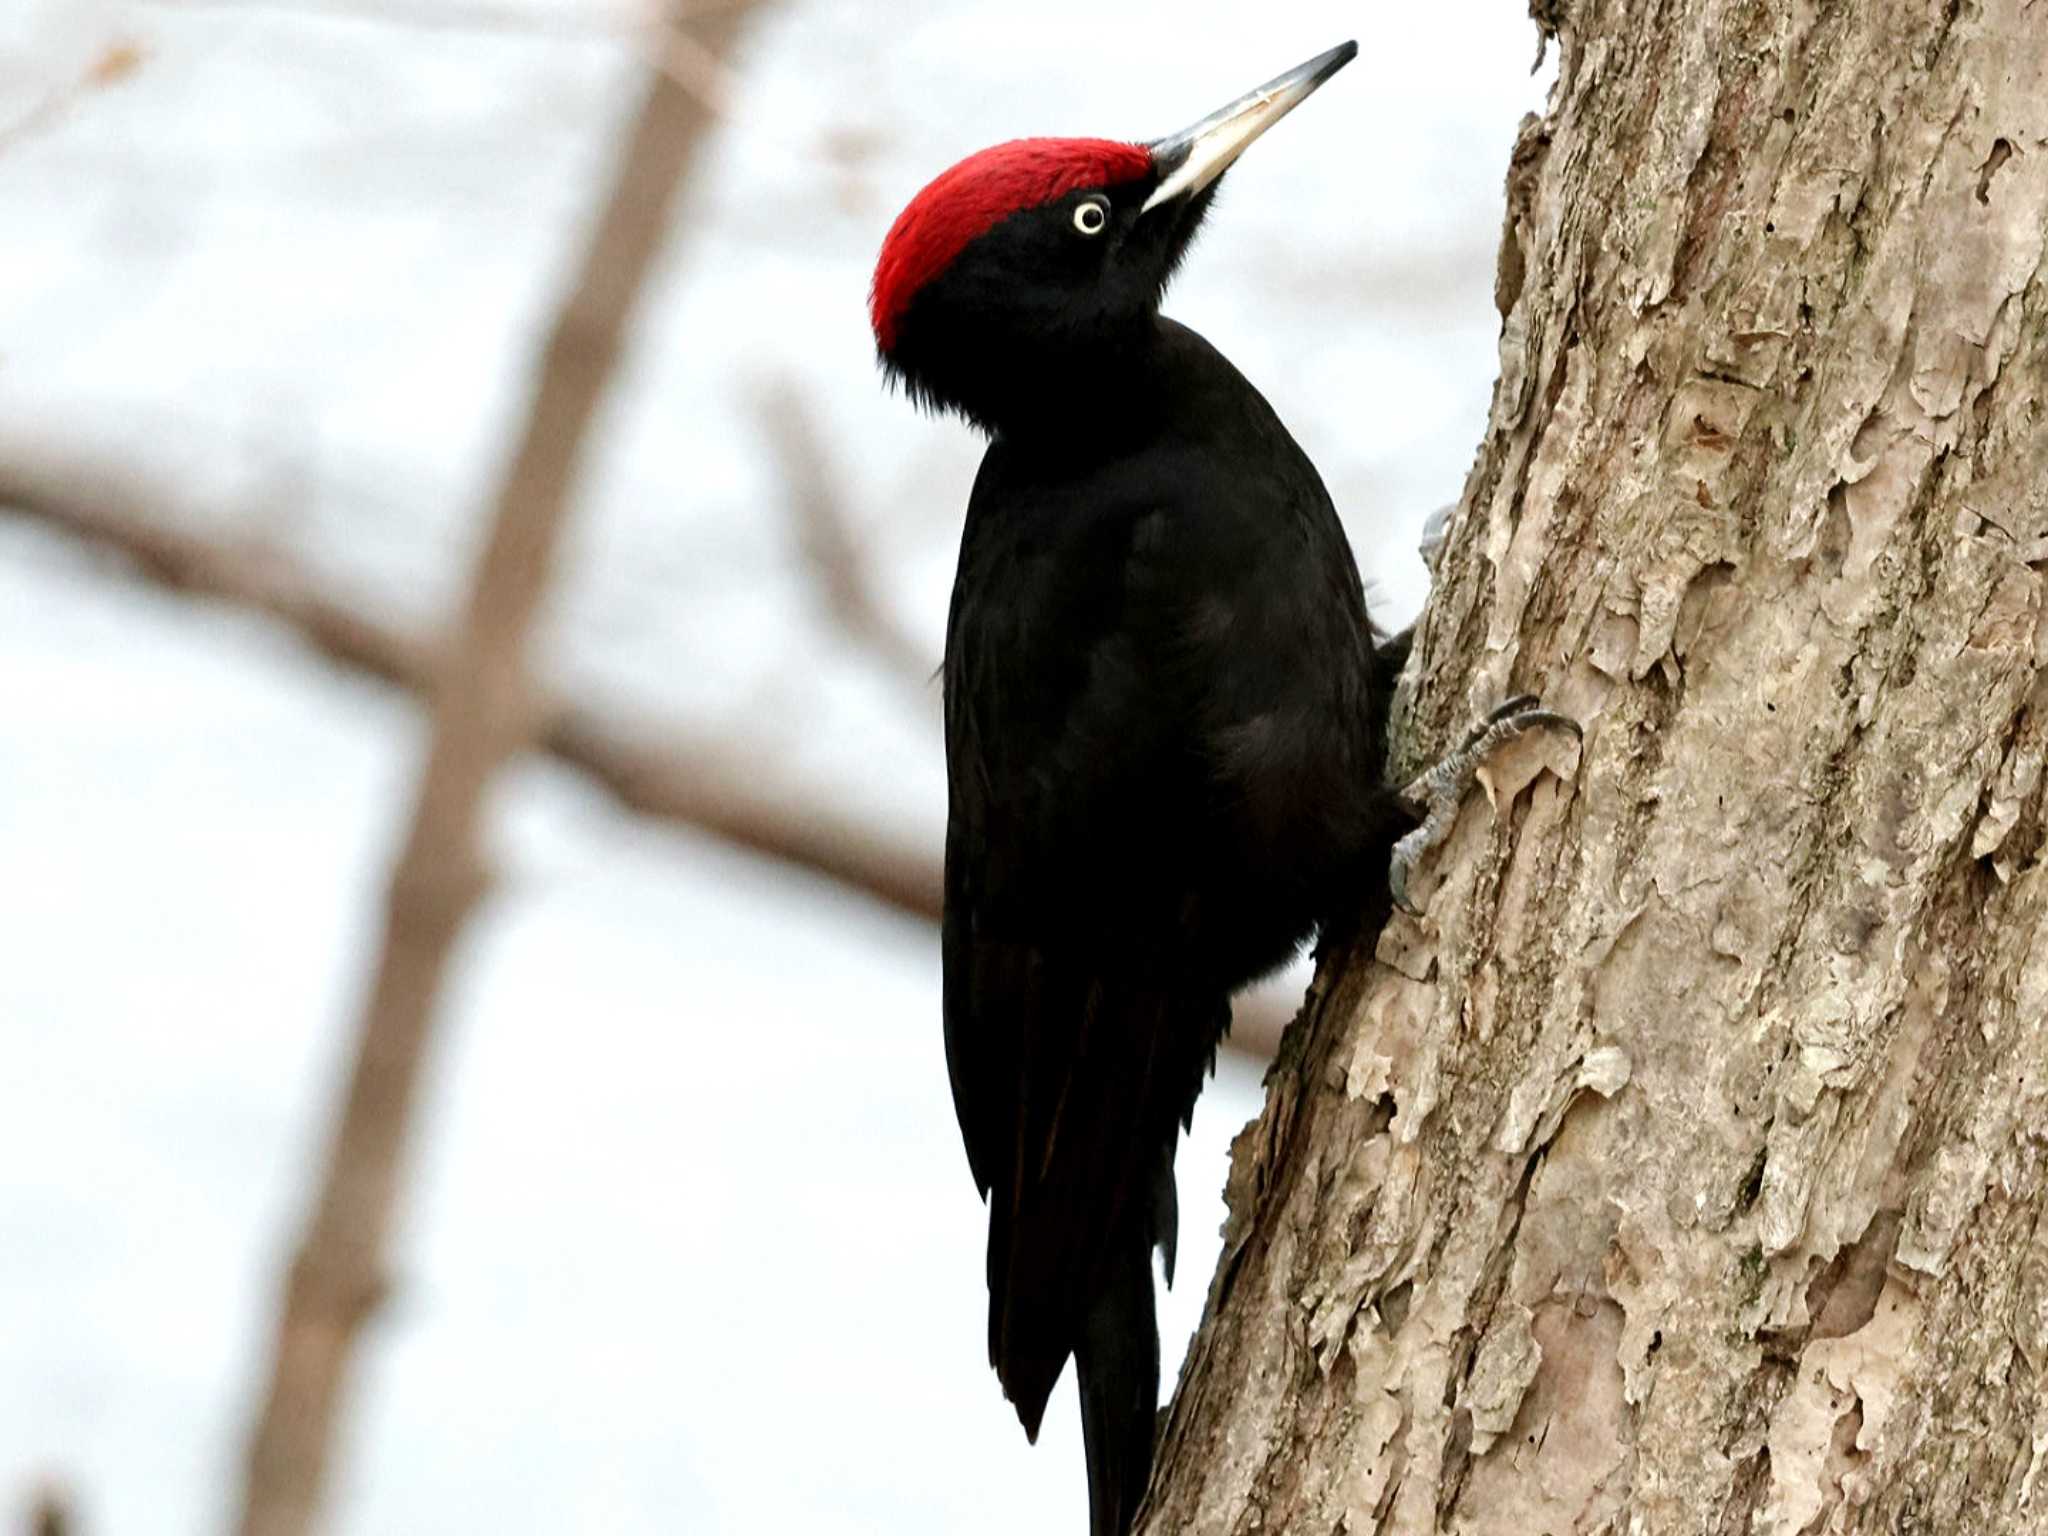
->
[874,46,1406,1536]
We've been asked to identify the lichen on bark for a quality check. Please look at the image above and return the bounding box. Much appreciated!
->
[1144,1,2048,1532]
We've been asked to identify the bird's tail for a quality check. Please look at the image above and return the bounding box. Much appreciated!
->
[975,971,1217,1533]
[1075,1232,1159,1536]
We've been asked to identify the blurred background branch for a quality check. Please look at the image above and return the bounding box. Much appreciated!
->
[0,37,142,156]
[763,381,940,710]
[24,1483,73,1536]
[227,5,769,1532]
[0,455,945,921]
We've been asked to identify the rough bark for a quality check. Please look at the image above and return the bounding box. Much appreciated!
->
[228,10,763,1532]
[1147,2,2048,1533]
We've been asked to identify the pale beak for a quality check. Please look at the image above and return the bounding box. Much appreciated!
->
[1141,42,1358,214]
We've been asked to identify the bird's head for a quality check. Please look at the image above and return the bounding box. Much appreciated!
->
[870,42,1357,435]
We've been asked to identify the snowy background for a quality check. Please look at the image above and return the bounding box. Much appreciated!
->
[0,2,1549,1532]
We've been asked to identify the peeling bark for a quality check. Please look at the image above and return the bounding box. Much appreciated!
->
[1146,2,2048,1532]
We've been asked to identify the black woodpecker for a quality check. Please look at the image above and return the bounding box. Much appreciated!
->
[869,42,1568,1536]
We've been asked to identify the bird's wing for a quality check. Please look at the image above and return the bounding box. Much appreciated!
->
[940,468,1248,1430]
[941,483,1212,1184]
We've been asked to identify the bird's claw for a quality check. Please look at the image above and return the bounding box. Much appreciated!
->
[1388,697,1581,916]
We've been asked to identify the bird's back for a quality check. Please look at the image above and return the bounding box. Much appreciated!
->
[946,321,1385,978]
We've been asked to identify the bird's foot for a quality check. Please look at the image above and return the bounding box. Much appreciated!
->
[1388,695,1581,915]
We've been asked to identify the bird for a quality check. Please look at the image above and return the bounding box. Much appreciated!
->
[869,41,1568,1536]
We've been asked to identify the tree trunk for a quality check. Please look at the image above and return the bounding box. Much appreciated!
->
[1146,2,2048,1532]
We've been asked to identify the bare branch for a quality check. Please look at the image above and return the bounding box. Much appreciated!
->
[0,457,944,922]
[0,465,422,688]
[548,707,941,918]
[652,17,740,112]
[24,1482,74,1536]
[0,40,145,158]
[221,9,771,1533]
[760,380,940,707]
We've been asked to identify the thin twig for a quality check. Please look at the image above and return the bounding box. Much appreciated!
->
[0,459,943,921]
[760,381,940,707]
[0,40,144,158]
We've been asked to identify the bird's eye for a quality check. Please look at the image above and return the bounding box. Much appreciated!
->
[1072,198,1109,237]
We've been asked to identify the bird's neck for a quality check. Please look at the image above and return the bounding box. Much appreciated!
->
[980,316,1174,451]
